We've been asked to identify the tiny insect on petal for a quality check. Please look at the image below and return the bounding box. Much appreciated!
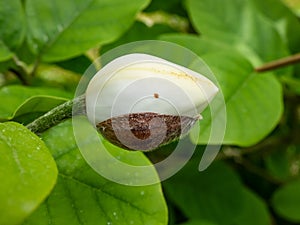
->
[154,93,159,98]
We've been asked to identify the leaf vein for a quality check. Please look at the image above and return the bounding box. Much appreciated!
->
[59,173,153,216]
[61,177,85,225]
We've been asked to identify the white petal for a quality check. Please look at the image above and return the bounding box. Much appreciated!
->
[86,53,218,126]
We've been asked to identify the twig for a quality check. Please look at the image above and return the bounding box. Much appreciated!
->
[255,53,300,72]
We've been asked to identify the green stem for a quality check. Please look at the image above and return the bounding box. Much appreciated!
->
[26,95,86,134]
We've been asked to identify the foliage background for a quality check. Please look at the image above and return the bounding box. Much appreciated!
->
[0,0,300,225]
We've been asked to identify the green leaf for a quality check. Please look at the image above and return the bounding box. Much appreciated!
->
[56,55,92,75]
[26,0,150,62]
[0,0,25,61]
[34,64,81,92]
[24,118,168,225]
[160,34,235,56]
[0,122,57,225]
[283,0,300,16]
[180,220,217,225]
[161,34,283,146]
[251,0,300,54]
[163,160,246,225]
[0,85,71,121]
[13,96,69,124]
[144,0,187,16]
[234,189,271,225]
[167,161,270,225]
[272,179,300,222]
[101,21,175,54]
[281,76,300,96]
[264,146,298,181]
[265,154,290,181]
[0,59,14,74]
[185,0,290,66]
[0,41,12,62]
[202,52,283,146]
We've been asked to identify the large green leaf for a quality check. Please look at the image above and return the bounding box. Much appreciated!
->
[200,52,283,146]
[0,85,71,121]
[185,0,290,66]
[24,118,168,225]
[12,96,69,124]
[34,64,82,92]
[180,220,216,225]
[0,122,57,225]
[0,0,25,61]
[101,21,175,54]
[284,0,300,15]
[272,179,300,222]
[264,145,300,181]
[164,158,271,225]
[0,41,11,62]
[282,76,300,95]
[251,0,300,54]
[180,189,271,225]
[163,160,246,225]
[26,0,150,62]
[56,55,92,75]
[144,0,186,16]
[160,34,283,146]
[234,189,271,225]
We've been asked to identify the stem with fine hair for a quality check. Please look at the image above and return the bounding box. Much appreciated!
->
[26,95,86,134]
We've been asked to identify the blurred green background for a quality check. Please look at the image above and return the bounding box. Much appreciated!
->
[1,0,300,225]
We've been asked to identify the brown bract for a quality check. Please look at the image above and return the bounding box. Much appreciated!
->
[97,112,199,151]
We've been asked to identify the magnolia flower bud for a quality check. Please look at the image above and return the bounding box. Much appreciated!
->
[86,53,218,151]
